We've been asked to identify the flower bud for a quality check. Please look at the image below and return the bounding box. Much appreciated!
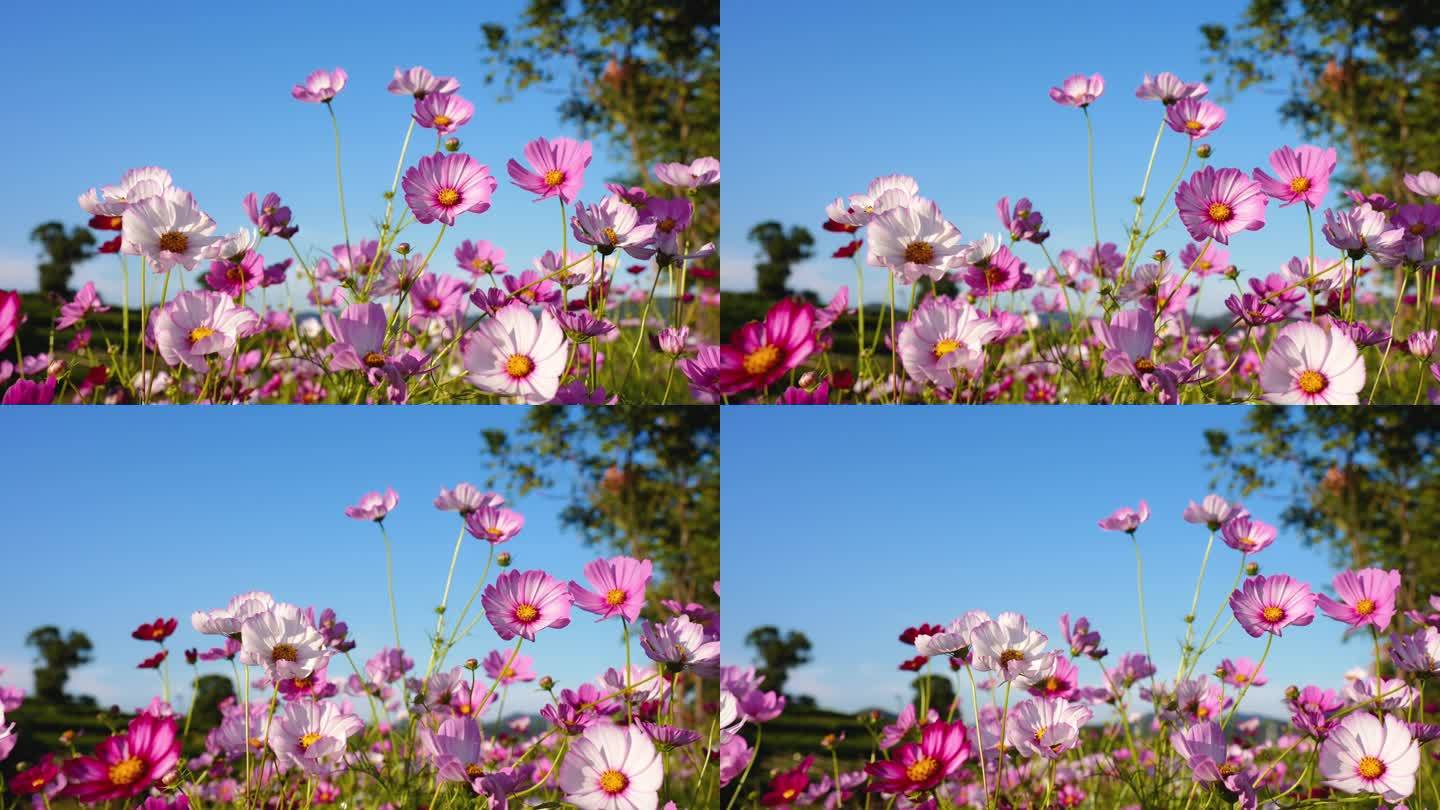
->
[1284,685,1300,701]
[538,676,554,691]
[445,137,461,152]
[1245,562,1259,576]
[1196,144,1212,159]
[1151,249,1167,262]
[464,657,479,671]
[497,552,512,567]
[395,242,412,256]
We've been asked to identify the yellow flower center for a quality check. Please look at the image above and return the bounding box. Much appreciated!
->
[432,114,453,127]
[471,258,493,272]
[1357,755,1386,779]
[1261,605,1285,623]
[1297,369,1327,395]
[1207,203,1233,223]
[605,588,627,606]
[903,241,935,265]
[1033,726,1048,743]
[436,187,461,207]
[363,351,387,369]
[933,339,961,359]
[603,227,620,245]
[599,769,629,794]
[906,756,939,782]
[543,169,566,187]
[108,756,144,786]
[188,326,215,345]
[782,788,797,799]
[1234,673,1248,684]
[1185,120,1203,132]
[1045,676,1061,692]
[1289,176,1312,193]
[466,764,485,778]
[158,231,189,253]
[458,703,472,715]
[1356,598,1376,616]
[248,736,265,750]
[1135,357,1156,373]
[504,354,534,378]
[743,344,782,376]
[298,732,324,750]
[500,666,514,678]
[226,265,246,282]
[999,649,1025,666]
[515,603,539,623]
[659,218,677,233]
[424,296,442,311]
[271,643,298,663]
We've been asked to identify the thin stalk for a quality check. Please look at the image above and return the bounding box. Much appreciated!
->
[376,521,403,650]
[325,101,352,260]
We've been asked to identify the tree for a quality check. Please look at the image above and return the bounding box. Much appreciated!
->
[479,408,719,608]
[189,674,236,731]
[1203,407,1440,612]
[748,222,814,300]
[743,626,813,696]
[24,626,94,702]
[911,674,956,718]
[1199,1,1440,200]
[30,221,96,295]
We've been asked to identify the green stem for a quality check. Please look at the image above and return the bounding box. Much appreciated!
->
[1221,633,1272,728]
[377,521,403,649]
[1083,107,1100,255]
[325,101,352,261]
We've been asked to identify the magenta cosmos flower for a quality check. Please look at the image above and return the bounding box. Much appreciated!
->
[153,290,258,373]
[1135,72,1207,104]
[402,152,497,226]
[1049,73,1104,107]
[345,488,398,521]
[464,505,525,544]
[291,68,347,103]
[716,298,816,395]
[1316,568,1401,631]
[454,239,506,279]
[483,648,536,684]
[413,92,474,135]
[461,303,569,403]
[1253,145,1336,208]
[507,136,592,204]
[1220,516,1277,553]
[388,65,459,99]
[1258,321,1364,404]
[1098,500,1149,533]
[1230,573,1317,637]
[408,273,467,324]
[570,556,653,623]
[1319,712,1419,803]
[0,289,22,352]
[482,569,573,641]
[558,724,662,810]
[62,714,180,803]
[1165,98,1226,140]
[1175,166,1268,244]
[864,720,970,794]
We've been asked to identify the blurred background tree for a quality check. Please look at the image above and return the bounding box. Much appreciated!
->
[188,674,236,730]
[24,626,94,703]
[1204,408,1440,612]
[748,221,814,300]
[911,674,955,717]
[479,407,718,608]
[743,625,813,697]
[1200,1,1440,200]
[29,222,95,296]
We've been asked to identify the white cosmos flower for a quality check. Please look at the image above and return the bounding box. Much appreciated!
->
[193,590,276,636]
[969,612,1056,686]
[867,197,966,283]
[239,605,328,680]
[121,188,220,272]
[558,724,663,810]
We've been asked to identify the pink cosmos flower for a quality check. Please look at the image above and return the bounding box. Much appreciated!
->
[1179,241,1230,276]
[0,290,22,353]
[1170,721,1231,782]
[1097,501,1149,533]
[1319,712,1419,803]
[1391,628,1440,674]
[716,298,816,395]
[641,197,692,256]
[464,505,525,544]
[507,137,593,204]
[434,483,501,515]
[152,290,258,373]
[408,273,468,324]
[897,298,998,388]
[572,196,657,259]
[569,556,653,623]
[1010,697,1091,759]
[1135,72,1208,104]
[558,724,662,810]
[202,251,263,299]
[1165,98,1226,140]
[1,376,54,405]
[1404,170,1440,198]
[652,156,720,189]
[482,569,573,641]
[1253,145,1336,208]
[1219,516,1277,553]
[291,68,347,103]
[413,92,474,134]
[864,720,970,794]
[56,282,110,330]
[640,615,720,678]
[243,191,296,237]
[402,152,498,226]
[388,65,459,99]
[323,302,392,372]
[483,648,536,684]
[1316,568,1401,631]
[122,189,221,272]
[345,488,398,522]
[1218,657,1268,689]
[866,198,965,283]
[269,700,363,776]
[1183,494,1247,529]
[1175,166,1268,244]
[455,239,506,279]
[1258,321,1364,404]
[1230,573,1317,637]
[1323,204,1407,266]
[417,714,484,783]
[1049,73,1105,107]
[461,304,569,403]
[61,714,180,803]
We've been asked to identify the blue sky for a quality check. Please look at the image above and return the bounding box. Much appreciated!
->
[721,407,1371,719]
[719,0,1345,314]
[0,407,643,716]
[0,1,626,305]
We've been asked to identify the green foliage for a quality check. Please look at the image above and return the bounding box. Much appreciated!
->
[1199,0,1440,197]
[478,407,718,605]
[742,626,813,697]
[747,222,814,300]
[188,674,235,730]
[24,626,94,702]
[29,222,95,296]
[1204,407,1440,610]
[911,673,955,717]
